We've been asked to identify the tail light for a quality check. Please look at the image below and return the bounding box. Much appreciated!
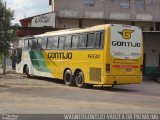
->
[106,64,110,73]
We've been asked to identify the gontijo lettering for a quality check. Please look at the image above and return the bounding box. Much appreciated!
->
[48,52,72,59]
[112,41,141,47]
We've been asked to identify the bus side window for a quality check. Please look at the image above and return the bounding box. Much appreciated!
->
[79,34,87,48]
[95,32,100,48]
[100,32,104,48]
[95,32,104,49]
[28,39,32,50]
[72,35,79,49]
[64,35,71,49]
[19,39,24,48]
[37,38,42,50]
[52,36,58,49]
[95,32,104,48]
[41,38,47,49]
[24,39,29,50]
[47,37,53,49]
[58,36,65,49]
[87,33,96,48]
[32,39,38,50]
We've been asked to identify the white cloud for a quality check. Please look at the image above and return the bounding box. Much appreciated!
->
[5,0,51,25]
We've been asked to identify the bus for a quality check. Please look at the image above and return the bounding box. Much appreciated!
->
[16,24,143,87]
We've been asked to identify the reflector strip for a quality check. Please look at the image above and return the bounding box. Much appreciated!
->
[112,65,139,69]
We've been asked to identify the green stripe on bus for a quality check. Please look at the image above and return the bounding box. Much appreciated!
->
[29,51,50,72]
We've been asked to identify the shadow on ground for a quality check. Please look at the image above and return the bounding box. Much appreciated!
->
[29,76,138,93]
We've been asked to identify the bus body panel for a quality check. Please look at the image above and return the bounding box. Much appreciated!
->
[16,24,143,86]
[104,24,143,85]
[42,50,104,84]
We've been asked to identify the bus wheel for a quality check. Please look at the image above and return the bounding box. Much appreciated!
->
[25,66,30,78]
[75,71,87,88]
[64,70,75,86]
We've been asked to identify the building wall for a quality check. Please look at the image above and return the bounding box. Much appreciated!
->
[82,19,105,28]
[108,20,131,25]
[53,0,160,22]
[56,18,79,29]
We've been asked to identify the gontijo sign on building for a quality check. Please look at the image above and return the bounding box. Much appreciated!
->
[32,12,55,27]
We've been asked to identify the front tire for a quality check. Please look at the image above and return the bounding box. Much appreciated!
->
[25,66,30,78]
[75,71,87,88]
[64,70,75,86]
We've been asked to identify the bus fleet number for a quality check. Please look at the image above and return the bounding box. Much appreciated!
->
[88,54,100,59]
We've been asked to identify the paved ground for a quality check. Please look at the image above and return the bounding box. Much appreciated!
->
[0,68,160,114]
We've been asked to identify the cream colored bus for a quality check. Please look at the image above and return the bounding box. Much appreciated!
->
[16,24,143,87]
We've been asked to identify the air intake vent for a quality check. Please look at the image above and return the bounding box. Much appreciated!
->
[90,68,101,82]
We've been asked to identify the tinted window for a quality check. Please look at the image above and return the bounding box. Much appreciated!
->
[19,39,24,48]
[28,39,32,50]
[37,38,42,50]
[24,39,28,50]
[95,32,101,48]
[64,35,71,49]
[52,36,58,49]
[32,39,37,50]
[47,37,53,49]
[100,32,104,48]
[79,34,87,48]
[58,36,65,49]
[87,33,95,48]
[41,38,47,49]
[95,32,104,48]
[72,35,79,48]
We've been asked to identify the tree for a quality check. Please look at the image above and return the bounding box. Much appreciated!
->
[0,0,17,74]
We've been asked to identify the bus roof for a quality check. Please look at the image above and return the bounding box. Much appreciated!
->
[35,24,110,37]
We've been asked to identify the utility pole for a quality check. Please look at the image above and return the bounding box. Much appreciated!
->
[3,1,7,75]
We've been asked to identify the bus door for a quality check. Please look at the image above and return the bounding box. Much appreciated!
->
[16,48,22,64]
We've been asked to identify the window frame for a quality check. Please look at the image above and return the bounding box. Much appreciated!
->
[86,33,96,48]
[31,38,38,50]
[135,0,145,9]
[71,35,79,49]
[120,0,130,9]
[58,36,65,49]
[52,36,59,49]
[24,39,29,50]
[41,37,48,50]
[84,0,95,7]
[64,35,72,49]
[78,33,87,49]
[47,37,53,50]
[27,30,104,51]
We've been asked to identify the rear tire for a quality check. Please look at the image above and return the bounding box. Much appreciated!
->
[75,71,87,88]
[64,70,75,86]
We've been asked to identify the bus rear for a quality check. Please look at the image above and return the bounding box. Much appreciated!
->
[104,24,143,85]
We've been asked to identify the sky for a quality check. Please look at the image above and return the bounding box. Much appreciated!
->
[5,0,51,25]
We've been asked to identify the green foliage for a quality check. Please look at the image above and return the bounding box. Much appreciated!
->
[0,0,17,55]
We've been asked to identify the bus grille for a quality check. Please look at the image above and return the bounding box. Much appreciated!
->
[90,68,101,82]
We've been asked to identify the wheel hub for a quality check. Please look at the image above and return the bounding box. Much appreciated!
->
[77,75,82,84]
